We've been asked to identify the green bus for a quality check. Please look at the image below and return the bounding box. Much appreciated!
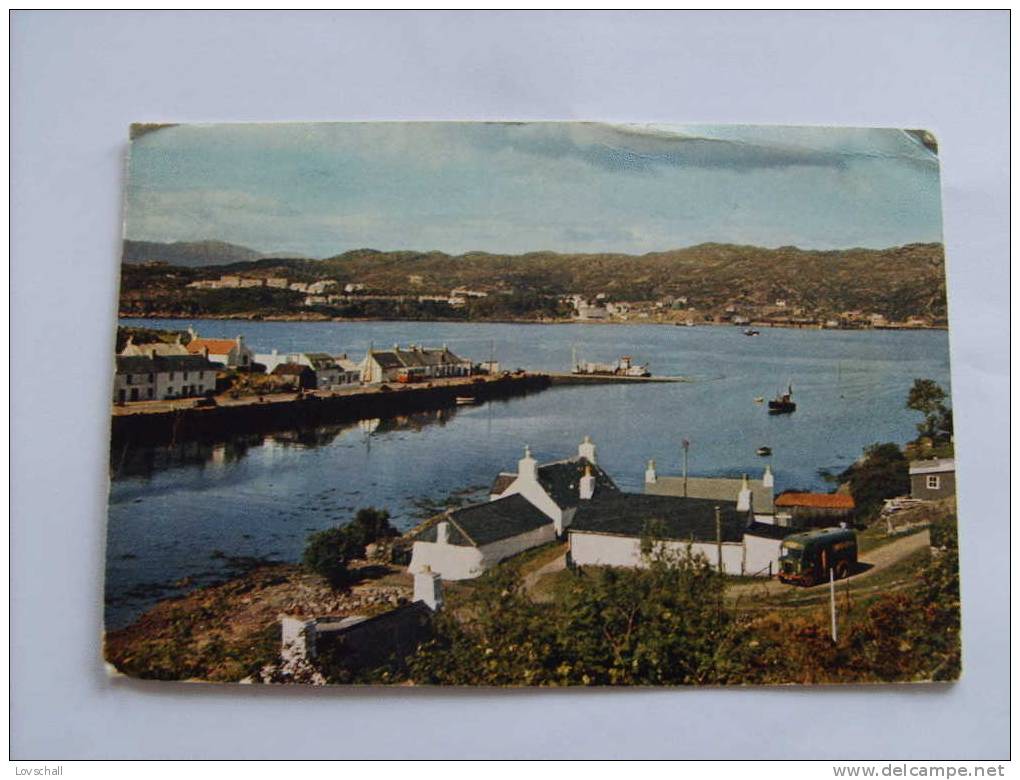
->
[778,527,858,586]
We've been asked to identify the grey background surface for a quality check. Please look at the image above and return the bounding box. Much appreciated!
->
[10,11,1009,759]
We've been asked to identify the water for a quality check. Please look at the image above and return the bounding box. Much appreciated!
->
[107,318,951,628]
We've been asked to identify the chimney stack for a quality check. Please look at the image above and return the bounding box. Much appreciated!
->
[435,521,450,545]
[762,465,774,488]
[737,473,753,513]
[414,566,444,611]
[518,445,538,482]
[578,435,597,464]
[645,458,657,484]
[579,463,595,501]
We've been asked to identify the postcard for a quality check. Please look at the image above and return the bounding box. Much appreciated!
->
[105,122,958,685]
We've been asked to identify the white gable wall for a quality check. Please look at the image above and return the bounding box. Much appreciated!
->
[743,534,784,577]
[500,477,565,531]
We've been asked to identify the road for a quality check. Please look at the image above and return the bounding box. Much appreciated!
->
[727,528,931,603]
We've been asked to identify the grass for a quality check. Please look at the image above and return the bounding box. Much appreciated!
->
[736,547,931,615]
[856,523,928,555]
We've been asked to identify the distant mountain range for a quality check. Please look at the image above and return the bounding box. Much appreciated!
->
[122,239,304,267]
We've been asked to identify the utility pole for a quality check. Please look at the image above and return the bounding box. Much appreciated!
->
[682,438,690,498]
[830,567,838,643]
[715,505,722,573]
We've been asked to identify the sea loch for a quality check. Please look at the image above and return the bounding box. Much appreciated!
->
[106,318,950,628]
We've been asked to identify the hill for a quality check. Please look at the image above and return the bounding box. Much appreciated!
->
[118,242,948,324]
[122,239,264,267]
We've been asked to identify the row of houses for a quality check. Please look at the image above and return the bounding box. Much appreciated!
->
[409,437,806,581]
[408,439,958,584]
[115,330,476,401]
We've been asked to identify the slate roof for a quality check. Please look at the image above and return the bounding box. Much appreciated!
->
[774,492,854,510]
[537,458,620,509]
[417,494,553,548]
[115,354,217,374]
[368,346,470,371]
[744,521,796,540]
[303,353,338,370]
[570,493,746,543]
[369,351,404,369]
[647,475,775,513]
[272,362,314,376]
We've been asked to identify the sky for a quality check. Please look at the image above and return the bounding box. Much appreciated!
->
[124,122,943,257]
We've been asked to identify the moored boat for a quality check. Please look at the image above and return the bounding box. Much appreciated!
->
[768,383,796,414]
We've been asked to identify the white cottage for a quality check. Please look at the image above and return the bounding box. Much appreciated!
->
[185,330,254,368]
[410,438,618,580]
[568,493,788,577]
[644,461,776,523]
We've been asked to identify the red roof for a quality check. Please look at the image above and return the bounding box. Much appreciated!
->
[775,492,855,510]
[186,338,236,355]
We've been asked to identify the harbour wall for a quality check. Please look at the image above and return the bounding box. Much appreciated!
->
[110,374,551,448]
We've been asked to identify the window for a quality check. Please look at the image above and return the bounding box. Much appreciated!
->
[183,371,189,380]
[169,372,175,380]
[147,388,154,399]
[927,475,941,490]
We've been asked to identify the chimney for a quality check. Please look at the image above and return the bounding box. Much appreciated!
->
[435,521,450,545]
[579,463,596,500]
[737,474,753,513]
[414,566,444,611]
[280,615,317,662]
[645,458,657,484]
[518,445,538,482]
[578,435,597,464]
[762,465,774,488]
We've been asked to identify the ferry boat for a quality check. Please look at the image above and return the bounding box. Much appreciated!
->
[571,349,651,377]
[455,396,480,406]
[767,384,796,415]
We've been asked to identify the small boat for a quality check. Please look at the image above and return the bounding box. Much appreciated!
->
[743,328,761,336]
[756,446,772,456]
[768,384,796,414]
[753,396,765,404]
[455,396,480,406]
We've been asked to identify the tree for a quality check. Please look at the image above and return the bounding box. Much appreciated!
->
[301,507,398,588]
[302,526,362,587]
[840,442,909,518]
[907,379,950,440]
[349,507,397,547]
